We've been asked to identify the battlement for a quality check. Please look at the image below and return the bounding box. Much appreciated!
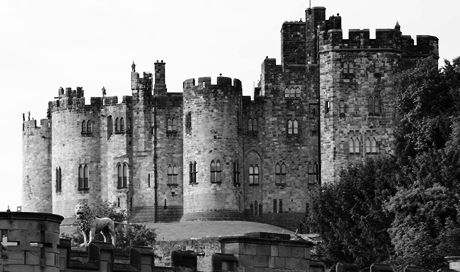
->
[183,76,242,91]
[131,71,153,91]
[23,118,51,131]
[319,28,438,57]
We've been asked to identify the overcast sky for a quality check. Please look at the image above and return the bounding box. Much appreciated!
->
[0,0,458,211]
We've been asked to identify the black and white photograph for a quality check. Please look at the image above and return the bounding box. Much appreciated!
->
[1,0,460,271]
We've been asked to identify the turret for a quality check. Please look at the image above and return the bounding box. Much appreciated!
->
[131,62,153,104]
[22,117,52,213]
[154,60,167,95]
[182,76,243,221]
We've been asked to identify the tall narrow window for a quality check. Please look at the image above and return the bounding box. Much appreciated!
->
[365,137,372,154]
[275,162,286,185]
[287,120,293,135]
[173,165,178,184]
[185,112,192,134]
[55,167,62,193]
[254,201,258,216]
[87,120,92,134]
[279,199,283,213]
[122,163,128,188]
[117,163,122,189]
[259,204,263,215]
[250,203,254,216]
[167,164,178,185]
[78,164,88,191]
[248,118,253,132]
[371,137,378,154]
[168,164,173,185]
[120,117,125,132]
[233,161,240,186]
[349,138,355,154]
[339,100,345,117]
[210,160,222,183]
[115,118,119,132]
[368,97,374,115]
[81,120,86,134]
[273,199,277,213]
[83,165,89,189]
[107,116,113,138]
[148,173,151,188]
[293,120,298,135]
[189,161,197,184]
[325,100,330,114]
[167,118,176,133]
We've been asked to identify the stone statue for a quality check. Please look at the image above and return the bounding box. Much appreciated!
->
[74,203,116,247]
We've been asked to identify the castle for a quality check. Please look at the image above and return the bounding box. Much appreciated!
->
[22,6,438,228]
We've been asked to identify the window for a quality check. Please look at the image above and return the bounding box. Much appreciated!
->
[122,163,128,188]
[259,204,263,215]
[279,199,283,213]
[115,118,119,132]
[210,160,222,183]
[117,163,128,189]
[55,167,62,193]
[349,135,361,154]
[167,164,178,186]
[107,116,113,138]
[248,118,258,133]
[185,112,192,134]
[368,96,382,116]
[343,62,354,74]
[249,164,259,185]
[308,162,319,184]
[287,120,299,135]
[147,174,151,188]
[254,201,258,216]
[273,199,277,213]
[311,123,318,136]
[189,161,197,184]
[275,162,286,185]
[285,86,301,98]
[167,118,175,132]
[366,136,378,154]
[87,121,92,134]
[78,164,89,191]
[233,160,240,186]
[120,117,125,132]
[81,120,86,134]
[325,100,330,114]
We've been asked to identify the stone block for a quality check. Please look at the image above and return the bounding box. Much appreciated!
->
[256,244,270,256]
[278,245,291,257]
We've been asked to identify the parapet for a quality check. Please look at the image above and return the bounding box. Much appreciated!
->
[23,118,51,133]
[183,76,242,92]
[131,71,153,91]
[319,27,438,57]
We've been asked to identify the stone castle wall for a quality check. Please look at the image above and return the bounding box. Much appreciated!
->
[182,77,244,221]
[22,119,52,213]
[21,5,438,230]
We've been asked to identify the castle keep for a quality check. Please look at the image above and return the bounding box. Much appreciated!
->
[22,6,438,228]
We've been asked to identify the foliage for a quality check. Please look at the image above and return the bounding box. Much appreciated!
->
[309,158,400,267]
[116,224,156,248]
[310,57,460,270]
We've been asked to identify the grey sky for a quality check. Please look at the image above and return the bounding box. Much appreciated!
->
[0,0,458,210]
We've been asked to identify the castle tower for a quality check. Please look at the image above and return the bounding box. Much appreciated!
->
[22,118,52,213]
[50,87,102,218]
[154,60,167,95]
[182,76,243,221]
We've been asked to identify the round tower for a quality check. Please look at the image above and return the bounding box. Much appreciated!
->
[51,87,102,218]
[182,76,243,221]
[22,118,52,213]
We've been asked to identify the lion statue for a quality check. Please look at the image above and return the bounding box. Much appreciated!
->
[75,203,116,247]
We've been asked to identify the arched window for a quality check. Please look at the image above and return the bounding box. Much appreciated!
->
[368,96,374,115]
[78,164,89,191]
[371,137,378,153]
[249,164,259,185]
[307,162,318,184]
[173,165,178,185]
[122,163,128,188]
[275,162,286,185]
[117,163,122,189]
[56,167,62,193]
[294,87,301,97]
[107,116,113,138]
[81,120,86,134]
[284,88,292,98]
[287,120,293,135]
[293,120,298,135]
[167,164,173,184]
[273,199,278,213]
[87,120,92,134]
[210,160,221,183]
[115,118,119,132]
[349,138,355,154]
[254,200,258,216]
[120,117,125,132]
[365,137,371,154]
[167,164,178,185]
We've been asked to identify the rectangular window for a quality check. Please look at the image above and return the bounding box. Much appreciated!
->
[273,199,277,213]
[279,199,283,213]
